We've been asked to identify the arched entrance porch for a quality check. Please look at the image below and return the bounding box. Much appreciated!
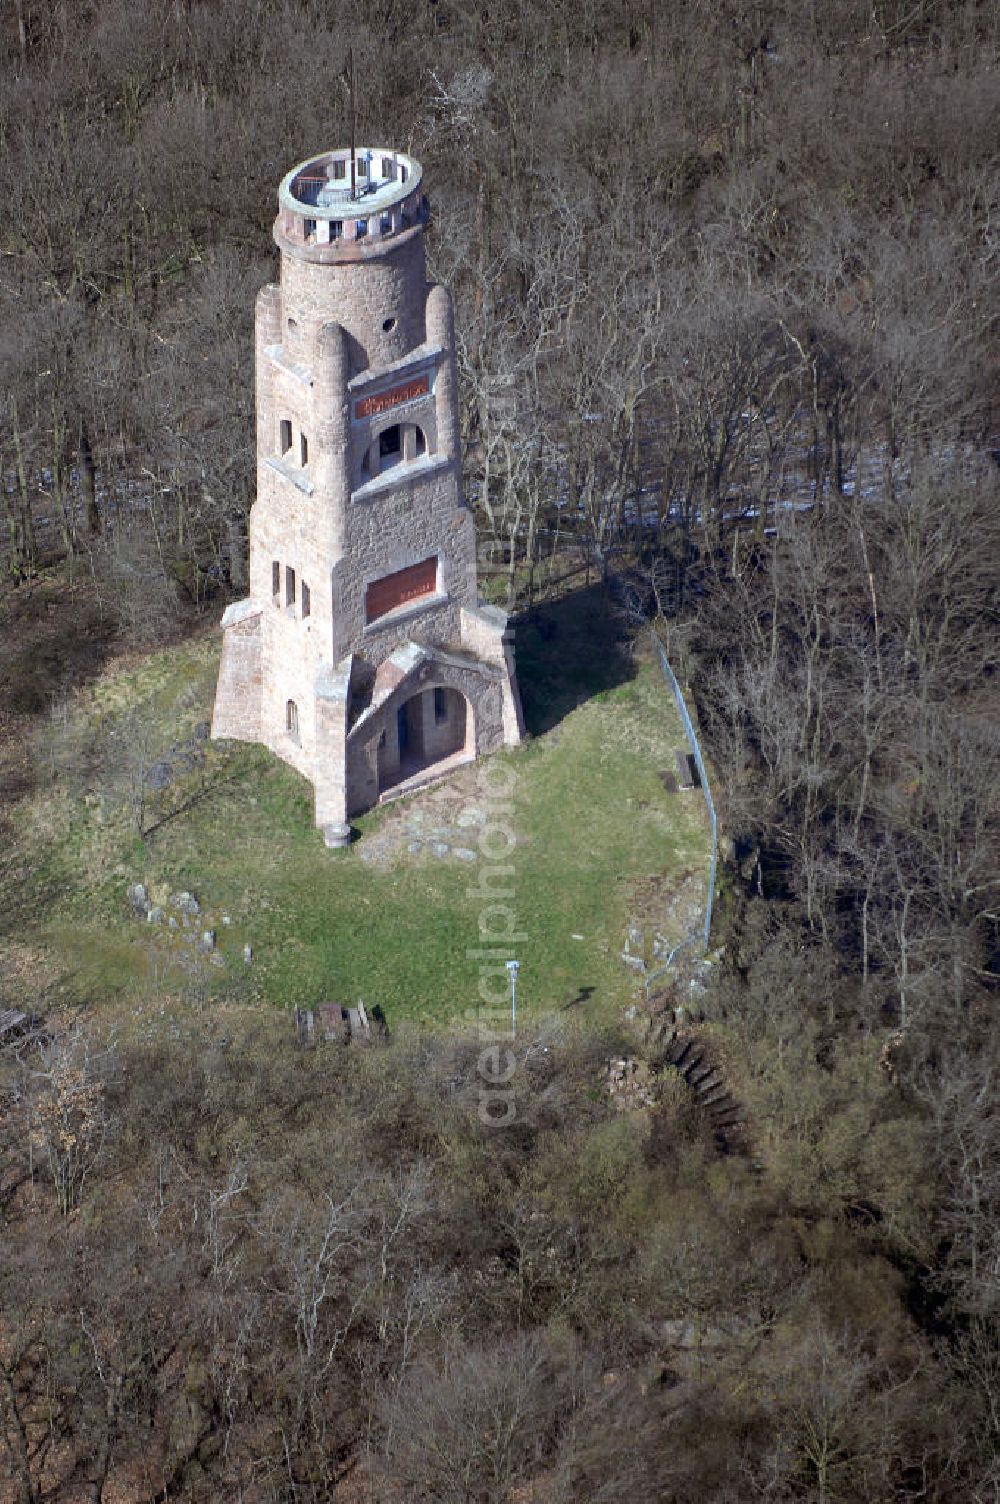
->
[377,684,473,795]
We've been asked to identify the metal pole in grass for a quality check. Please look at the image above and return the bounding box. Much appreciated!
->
[506,959,520,1038]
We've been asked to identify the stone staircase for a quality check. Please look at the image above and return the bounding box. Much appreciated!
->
[646,1018,748,1155]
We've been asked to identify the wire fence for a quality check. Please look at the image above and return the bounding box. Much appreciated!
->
[644,631,718,996]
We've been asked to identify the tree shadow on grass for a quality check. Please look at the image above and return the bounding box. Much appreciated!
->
[141,772,246,841]
[0,574,118,720]
[513,585,637,736]
[0,573,118,807]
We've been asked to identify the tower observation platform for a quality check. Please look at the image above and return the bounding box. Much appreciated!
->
[276,148,427,254]
[211,146,523,846]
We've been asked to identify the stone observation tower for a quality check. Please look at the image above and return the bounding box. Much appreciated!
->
[212,146,523,845]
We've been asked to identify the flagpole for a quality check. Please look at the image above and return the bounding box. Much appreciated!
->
[347,47,356,200]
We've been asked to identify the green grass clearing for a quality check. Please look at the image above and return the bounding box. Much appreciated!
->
[0,607,711,1028]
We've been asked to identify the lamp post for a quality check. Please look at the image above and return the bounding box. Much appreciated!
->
[506,959,520,1038]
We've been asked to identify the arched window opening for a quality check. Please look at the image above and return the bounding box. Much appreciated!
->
[359,422,432,488]
[286,700,300,743]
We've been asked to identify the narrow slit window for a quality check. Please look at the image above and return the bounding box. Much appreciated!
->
[301,582,311,618]
[434,687,448,724]
[272,560,281,598]
[285,566,296,606]
[300,433,308,466]
[279,419,292,455]
[286,700,299,742]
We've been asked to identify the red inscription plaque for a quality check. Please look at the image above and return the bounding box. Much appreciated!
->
[365,556,438,623]
[355,375,429,420]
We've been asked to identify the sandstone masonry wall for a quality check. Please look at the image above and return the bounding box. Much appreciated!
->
[212,606,263,742]
[279,234,427,377]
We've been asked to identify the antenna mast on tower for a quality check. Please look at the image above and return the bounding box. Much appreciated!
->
[344,48,357,200]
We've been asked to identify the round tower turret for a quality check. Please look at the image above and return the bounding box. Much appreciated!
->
[275,148,429,373]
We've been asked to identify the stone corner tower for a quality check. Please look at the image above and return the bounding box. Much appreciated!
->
[211,146,523,846]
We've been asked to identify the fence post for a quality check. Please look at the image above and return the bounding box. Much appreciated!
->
[645,630,718,987]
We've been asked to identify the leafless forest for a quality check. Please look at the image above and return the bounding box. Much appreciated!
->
[1,1,999,1500]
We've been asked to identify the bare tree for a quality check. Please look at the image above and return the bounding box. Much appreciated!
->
[31,1026,110,1216]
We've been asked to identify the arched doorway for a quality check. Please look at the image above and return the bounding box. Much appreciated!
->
[377,685,472,794]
